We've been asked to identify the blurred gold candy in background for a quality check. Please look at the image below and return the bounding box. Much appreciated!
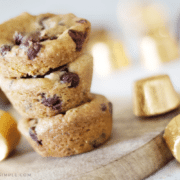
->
[139,3,179,70]
[87,29,130,77]
[87,0,180,79]
[117,1,179,71]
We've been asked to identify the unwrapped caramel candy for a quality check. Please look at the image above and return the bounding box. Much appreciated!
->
[164,114,180,162]
[133,75,180,117]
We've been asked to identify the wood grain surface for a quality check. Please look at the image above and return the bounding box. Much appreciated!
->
[77,131,174,180]
[0,96,179,180]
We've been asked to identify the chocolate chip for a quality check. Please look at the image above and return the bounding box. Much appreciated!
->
[30,32,41,42]
[68,30,87,51]
[90,133,106,148]
[61,72,79,88]
[39,17,49,29]
[29,127,42,145]
[91,140,102,148]
[41,94,62,111]
[40,92,45,98]
[37,140,42,146]
[29,127,38,141]
[40,35,57,42]
[0,45,11,56]
[76,19,87,24]
[23,32,41,46]
[101,103,107,111]
[27,42,42,60]
[108,102,113,114]
[20,74,34,78]
[101,133,106,139]
[14,32,24,45]
[50,36,58,40]
[39,36,49,42]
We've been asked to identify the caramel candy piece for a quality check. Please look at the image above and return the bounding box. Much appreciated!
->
[164,114,180,162]
[133,75,180,117]
[0,110,20,161]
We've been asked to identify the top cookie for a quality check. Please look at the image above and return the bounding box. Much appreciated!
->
[0,12,91,78]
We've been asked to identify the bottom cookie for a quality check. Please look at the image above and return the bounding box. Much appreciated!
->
[18,94,113,157]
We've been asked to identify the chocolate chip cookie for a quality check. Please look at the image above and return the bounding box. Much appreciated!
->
[0,54,93,118]
[18,94,113,157]
[0,12,91,78]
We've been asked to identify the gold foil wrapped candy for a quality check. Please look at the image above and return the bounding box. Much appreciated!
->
[118,2,179,69]
[0,110,20,161]
[87,29,130,77]
[133,75,180,117]
[140,27,179,70]
[164,114,180,163]
[139,3,179,66]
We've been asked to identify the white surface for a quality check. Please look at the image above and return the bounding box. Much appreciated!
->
[91,58,180,99]
[146,160,180,180]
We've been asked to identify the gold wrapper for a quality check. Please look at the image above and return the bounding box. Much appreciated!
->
[148,28,179,62]
[140,27,179,69]
[141,3,167,32]
[133,75,180,117]
[139,4,179,65]
[87,29,130,72]
[164,114,180,163]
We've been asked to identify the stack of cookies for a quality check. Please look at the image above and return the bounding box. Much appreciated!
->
[0,12,112,157]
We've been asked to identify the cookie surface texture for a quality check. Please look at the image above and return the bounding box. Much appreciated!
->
[0,12,91,78]
[0,53,93,118]
[18,94,113,157]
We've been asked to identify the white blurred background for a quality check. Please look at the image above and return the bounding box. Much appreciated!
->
[0,0,179,33]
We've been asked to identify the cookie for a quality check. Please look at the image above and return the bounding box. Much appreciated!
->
[0,53,93,118]
[0,12,91,78]
[18,94,113,157]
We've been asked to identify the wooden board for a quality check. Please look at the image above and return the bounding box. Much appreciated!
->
[0,95,179,180]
